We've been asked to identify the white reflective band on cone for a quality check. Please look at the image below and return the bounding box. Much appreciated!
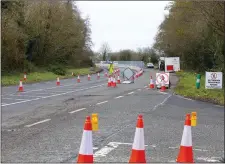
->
[181,125,192,147]
[79,130,93,155]
[132,128,145,150]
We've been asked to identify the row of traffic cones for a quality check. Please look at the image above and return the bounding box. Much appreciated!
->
[107,76,121,87]
[149,76,166,92]
[77,114,194,163]
[18,73,101,92]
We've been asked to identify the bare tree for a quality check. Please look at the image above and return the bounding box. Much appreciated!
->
[99,42,111,61]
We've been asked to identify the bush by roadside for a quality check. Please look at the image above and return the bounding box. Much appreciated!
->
[1,67,102,86]
[174,71,224,106]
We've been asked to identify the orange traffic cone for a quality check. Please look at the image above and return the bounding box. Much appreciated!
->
[77,116,93,163]
[18,80,24,92]
[129,115,146,163]
[56,77,60,86]
[77,75,81,83]
[110,76,113,86]
[108,77,111,87]
[23,73,27,81]
[117,75,121,84]
[104,72,108,77]
[176,114,194,163]
[160,79,166,92]
[88,74,91,81]
[149,76,154,89]
[97,73,100,79]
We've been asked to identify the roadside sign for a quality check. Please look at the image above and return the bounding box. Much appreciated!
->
[122,67,135,83]
[156,73,170,85]
[205,72,223,89]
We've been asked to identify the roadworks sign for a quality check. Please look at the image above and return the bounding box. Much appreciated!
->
[156,73,170,88]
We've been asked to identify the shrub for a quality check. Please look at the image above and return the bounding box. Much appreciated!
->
[48,64,66,75]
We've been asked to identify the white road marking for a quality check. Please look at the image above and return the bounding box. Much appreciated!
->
[137,89,142,91]
[96,101,108,105]
[7,95,43,98]
[2,97,29,101]
[1,84,104,107]
[152,94,172,111]
[94,142,149,158]
[144,86,147,88]
[169,146,209,152]
[157,91,168,95]
[1,103,7,105]
[25,119,51,128]
[197,157,221,162]
[93,147,98,150]
[69,108,86,114]
[214,105,224,108]
[114,96,124,99]
[127,91,134,95]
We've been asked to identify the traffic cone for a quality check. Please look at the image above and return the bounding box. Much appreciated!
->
[117,75,121,84]
[77,75,81,83]
[107,77,111,87]
[104,72,108,77]
[160,79,166,92]
[129,115,146,163]
[88,74,91,81]
[56,77,60,86]
[149,76,154,89]
[176,114,194,163]
[23,73,27,81]
[97,73,100,79]
[113,77,117,87]
[77,116,93,163]
[110,76,113,86]
[18,80,24,92]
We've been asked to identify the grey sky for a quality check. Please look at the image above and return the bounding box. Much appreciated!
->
[76,1,170,52]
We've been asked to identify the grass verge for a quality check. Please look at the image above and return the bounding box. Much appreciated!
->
[2,67,102,86]
[174,71,224,106]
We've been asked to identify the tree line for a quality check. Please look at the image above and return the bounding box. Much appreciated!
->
[2,0,93,74]
[95,42,159,65]
[153,1,224,73]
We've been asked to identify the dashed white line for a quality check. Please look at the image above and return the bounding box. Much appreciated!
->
[114,96,124,99]
[69,108,86,114]
[25,119,51,128]
[1,84,104,107]
[137,89,142,91]
[144,86,147,88]
[127,92,134,95]
[96,101,108,105]
[157,91,168,95]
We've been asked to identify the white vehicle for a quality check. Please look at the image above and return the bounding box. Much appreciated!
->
[147,63,154,68]
[164,57,180,72]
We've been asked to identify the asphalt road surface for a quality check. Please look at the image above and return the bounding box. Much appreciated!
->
[1,68,224,163]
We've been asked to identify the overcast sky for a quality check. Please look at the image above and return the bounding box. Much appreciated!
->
[76,1,170,52]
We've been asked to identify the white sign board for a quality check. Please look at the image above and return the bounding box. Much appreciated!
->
[165,57,180,72]
[205,72,223,89]
[156,73,170,86]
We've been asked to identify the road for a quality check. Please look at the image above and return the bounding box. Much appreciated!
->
[1,68,224,163]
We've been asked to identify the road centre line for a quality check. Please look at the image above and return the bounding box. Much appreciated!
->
[1,84,104,107]
[69,108,86,114]
[96,101,108,105]
[25,119,51,128]
[127,91,134,95]
[137,89,142,91]
[114,96,124,99]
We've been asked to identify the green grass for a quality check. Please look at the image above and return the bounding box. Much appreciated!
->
[2,67,102,86]
[174,71,224,106]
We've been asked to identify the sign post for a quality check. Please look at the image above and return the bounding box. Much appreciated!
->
[205,72,223,89]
